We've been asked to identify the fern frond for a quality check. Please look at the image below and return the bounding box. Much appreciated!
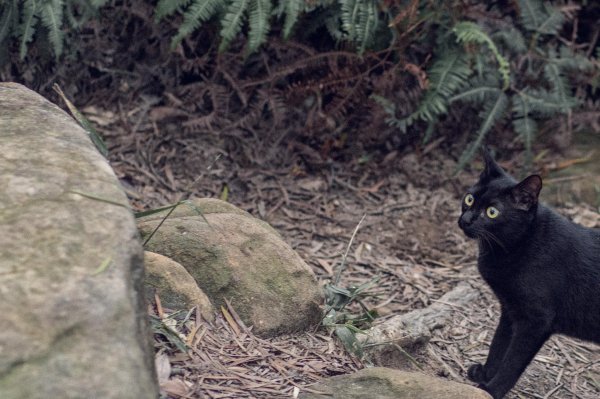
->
[246,0,271,55]
[18,0,38,60]
[550,45,595,72]
[281,0,300,39]
[340,0,378,53]
[519,0,564,35]
[340,0,360,41]
[450,85,501,104]
[219,0,249,52]
[518,0,544,32]
[403,49,471,127]
[40,0,64,58]
[171,0,221,48]
[491,27,526,54]
[89,0,108,7]
[536,4,564,35]
[543,63,571,111]
[457,92,508,171]
[358,0,377,54]
[155,0,193,21]
[512,93,537,158]
[0,0,18,44]
[453,22,510,89]
[518,88,577,115]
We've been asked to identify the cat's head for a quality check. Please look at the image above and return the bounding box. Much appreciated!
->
[458,148,543,249]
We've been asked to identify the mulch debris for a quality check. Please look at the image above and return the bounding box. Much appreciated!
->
[87,103,600,399]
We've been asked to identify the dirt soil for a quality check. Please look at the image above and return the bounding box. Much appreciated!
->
[84,102,600,399]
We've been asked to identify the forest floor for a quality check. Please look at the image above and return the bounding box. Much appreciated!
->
[85,102,600,399]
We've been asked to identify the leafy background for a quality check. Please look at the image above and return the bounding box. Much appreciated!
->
[1,0,598,172]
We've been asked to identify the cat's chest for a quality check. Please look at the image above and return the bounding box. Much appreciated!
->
[477,254,532,298]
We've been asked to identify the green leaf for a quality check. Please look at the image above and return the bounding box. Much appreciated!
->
[149,315,189,353]
[450,85,501,104]
[171,0,221,48]
[403,48,472,127]
[18,0,38,60]
[53,84,108,157]
[155,0,193,20]
[456,92,508,172]
[40,0,64,58]
[340,0,359,40]
[92,256,113,275]
[219,0,249,52]
[281,0,300,39]
[335,325,363,358]
[0,0,17,44]
[67,190,130,208]
[246,0,271,55]
[135,204,178,218]
[356,0,377,54]
[453,21,510,89]
[512,92,537,163]
[536,4,564,35]
[518,0,544,32]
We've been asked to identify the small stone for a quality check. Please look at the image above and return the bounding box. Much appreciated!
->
[144,251,214,322]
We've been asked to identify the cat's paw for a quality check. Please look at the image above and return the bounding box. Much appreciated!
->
[467,363,488,383]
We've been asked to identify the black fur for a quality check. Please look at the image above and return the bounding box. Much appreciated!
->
[458,149,600,399]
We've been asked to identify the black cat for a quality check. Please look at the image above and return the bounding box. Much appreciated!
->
[458,149,600,399]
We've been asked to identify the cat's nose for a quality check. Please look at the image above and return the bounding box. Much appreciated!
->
[460,211,476,226]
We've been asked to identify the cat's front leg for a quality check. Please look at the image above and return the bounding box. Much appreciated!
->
[479,319,551,399]
[468,310,512,383]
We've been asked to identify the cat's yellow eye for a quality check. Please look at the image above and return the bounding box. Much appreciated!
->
[486,206,500,219]
[464,194,475,207]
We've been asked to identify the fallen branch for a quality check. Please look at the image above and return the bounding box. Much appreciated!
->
[359,283,480,367]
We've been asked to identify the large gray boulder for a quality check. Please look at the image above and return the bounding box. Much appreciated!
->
[299,367,491,399]
[138,198,323,337]
[0,83,158,398]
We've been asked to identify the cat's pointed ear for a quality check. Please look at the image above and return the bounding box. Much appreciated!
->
[481,147,505,180]
[511,175,542,210]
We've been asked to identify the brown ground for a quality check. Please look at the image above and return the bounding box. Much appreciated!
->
[85,103,600,399]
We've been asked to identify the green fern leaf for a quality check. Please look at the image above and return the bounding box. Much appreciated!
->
[518,88,577,115]
[246,0,271,54]
[519,0,564,35]
[219,0,249,52]
[457,92,508,171]
[40,0,64,58]
[550,45,595,72]
[89,0,109,7]
[512,93,537,159]
[543,63,571,112]
[491,27,526,54]
[18,0,38,60]
[536,4,564,35]
[403,49,471,127]
[518,0,544,32]
[155,0,193,21]
[453,22,510,89]
[356,0,377,54]
[171,0,221,48]
[450,85,501,104]
[0,0,18,43]
[340,0,360,40]
[281,0,300,39]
